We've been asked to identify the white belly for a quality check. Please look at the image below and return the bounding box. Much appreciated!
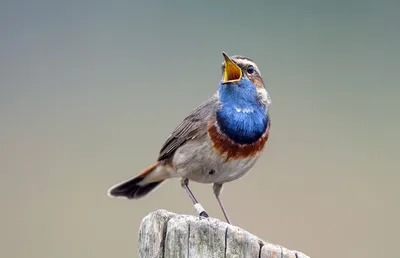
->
[212,154,260,183]
[172,136,263,184]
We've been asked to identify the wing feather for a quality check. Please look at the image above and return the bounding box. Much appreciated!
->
[157,94,219,161]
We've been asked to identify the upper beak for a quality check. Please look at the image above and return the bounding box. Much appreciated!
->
[222,52,242,83]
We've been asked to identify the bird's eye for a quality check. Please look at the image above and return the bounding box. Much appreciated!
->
[247,65,255,74]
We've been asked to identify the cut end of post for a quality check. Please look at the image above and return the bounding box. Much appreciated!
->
[137,209,310,258]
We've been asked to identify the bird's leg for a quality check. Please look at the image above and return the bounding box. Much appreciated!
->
[181,178,209,218]
[213,183,231,224]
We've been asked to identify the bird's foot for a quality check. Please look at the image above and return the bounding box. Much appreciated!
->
[194,203,209,219]
[199,211,209,218]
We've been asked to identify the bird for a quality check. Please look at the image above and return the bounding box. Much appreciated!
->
[107,52,271,224]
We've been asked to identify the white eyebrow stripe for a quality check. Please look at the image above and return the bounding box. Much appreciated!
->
[233,59,261,75]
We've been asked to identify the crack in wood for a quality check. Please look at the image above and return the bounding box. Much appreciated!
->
[161,218,169,258]
[258,241,264,258]
[187,223,190,258]
[224,226,228,258]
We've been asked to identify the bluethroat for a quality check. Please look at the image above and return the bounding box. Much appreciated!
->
[108,52,271,224]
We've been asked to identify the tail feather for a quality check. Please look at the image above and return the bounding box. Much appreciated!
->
[108,162,167,199]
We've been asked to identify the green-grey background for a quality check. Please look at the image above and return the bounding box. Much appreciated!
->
[1,1,399,257]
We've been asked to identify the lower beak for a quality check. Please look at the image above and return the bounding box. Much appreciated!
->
[222,52,242,83]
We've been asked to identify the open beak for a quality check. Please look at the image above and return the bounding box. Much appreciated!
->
[222,52,242,83]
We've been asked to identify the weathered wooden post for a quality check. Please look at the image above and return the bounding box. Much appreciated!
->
[138,209,310,258]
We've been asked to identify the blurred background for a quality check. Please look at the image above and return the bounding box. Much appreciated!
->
[1,1,399,257]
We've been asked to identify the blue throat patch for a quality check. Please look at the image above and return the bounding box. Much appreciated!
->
[216,78,268,145]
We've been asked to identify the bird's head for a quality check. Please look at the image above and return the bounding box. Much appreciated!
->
[220,52,265,89]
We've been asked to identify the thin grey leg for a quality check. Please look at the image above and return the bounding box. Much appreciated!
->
[213,183,231,224]
[181,178,209,218]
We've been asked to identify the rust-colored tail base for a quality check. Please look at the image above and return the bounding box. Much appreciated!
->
[108,162,166,199]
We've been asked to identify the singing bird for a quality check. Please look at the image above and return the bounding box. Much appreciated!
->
[108,52,271,224]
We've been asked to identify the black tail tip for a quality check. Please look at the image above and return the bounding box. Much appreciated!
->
[107,186,134,199]
[107,177,163,199]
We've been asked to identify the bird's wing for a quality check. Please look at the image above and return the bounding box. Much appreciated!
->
[157,94,219,161]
